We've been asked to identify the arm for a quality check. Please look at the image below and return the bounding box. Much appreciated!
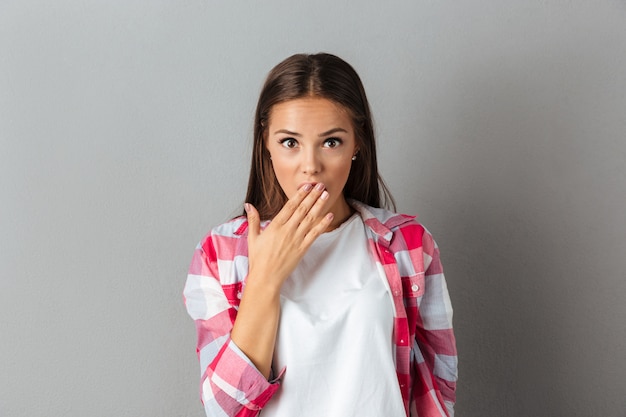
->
[231,184,333,379]
[417,229,458,416]
[184,184,333,416]
[184,238,279,417]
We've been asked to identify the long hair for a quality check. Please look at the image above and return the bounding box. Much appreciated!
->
[243,53,395,219]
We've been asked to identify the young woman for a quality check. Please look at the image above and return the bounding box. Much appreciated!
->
[184,53,457,417]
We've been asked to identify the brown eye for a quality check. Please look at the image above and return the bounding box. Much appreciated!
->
[279,138,298,148]
[323,138,342,148]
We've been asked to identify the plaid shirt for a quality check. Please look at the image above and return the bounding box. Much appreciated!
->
[184,200,457,417]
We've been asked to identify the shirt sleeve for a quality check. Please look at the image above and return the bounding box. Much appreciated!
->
[417,229,458,416]
[183,234,280,417]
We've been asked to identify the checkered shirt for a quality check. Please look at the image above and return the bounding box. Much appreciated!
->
[183,200,457,417]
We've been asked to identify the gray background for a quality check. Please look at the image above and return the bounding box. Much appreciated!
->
[1,1,625,416]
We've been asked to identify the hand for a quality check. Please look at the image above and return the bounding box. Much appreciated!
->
[244,183,334,290]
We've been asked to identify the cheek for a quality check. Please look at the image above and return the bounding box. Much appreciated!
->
[271,157,295,177]
[341,157,354,174]
[270,159,298,194]
[331,160,354,189]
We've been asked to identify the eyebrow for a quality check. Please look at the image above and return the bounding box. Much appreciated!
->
[272,128,348,137]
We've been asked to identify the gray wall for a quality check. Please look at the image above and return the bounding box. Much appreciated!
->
[1,1,625,416]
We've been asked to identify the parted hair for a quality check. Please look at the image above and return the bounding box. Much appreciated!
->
[244,53,395,219]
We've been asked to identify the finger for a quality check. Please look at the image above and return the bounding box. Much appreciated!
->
[244,203,260,243]
[272,183,315,224]
[288,183,330,226]
[307,188,330,218]
[301,211,335,248]
[286,183,328,223]
[296,189,330,229]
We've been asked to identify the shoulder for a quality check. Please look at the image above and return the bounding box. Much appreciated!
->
[351,199,424,233]
[211,216,249,238]
[350,200,434,252]
[196,216,250,261]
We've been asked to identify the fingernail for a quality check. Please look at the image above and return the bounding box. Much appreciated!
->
[320,191,329,200]
[315,183,325,191]
[244,203,251,213]
[302,183,313,192]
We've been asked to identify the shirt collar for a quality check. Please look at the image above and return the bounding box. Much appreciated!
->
[348,199,416,245]
[233,200,416,243]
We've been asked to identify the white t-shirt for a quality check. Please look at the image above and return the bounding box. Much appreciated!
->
[262,213,406,417]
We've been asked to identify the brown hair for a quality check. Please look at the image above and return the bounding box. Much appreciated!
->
[243,53,395,219]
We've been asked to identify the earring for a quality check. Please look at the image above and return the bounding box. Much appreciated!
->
[351,155,357,161]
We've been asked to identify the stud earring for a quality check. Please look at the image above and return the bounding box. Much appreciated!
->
[351,155,357,161]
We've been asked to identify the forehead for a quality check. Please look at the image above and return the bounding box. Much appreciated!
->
[268,98,352,128]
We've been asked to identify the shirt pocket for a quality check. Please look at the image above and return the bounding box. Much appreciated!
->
[402,273,425,298]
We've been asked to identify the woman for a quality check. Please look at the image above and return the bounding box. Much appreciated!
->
[184,53,457,417]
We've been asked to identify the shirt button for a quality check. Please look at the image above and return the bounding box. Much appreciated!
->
[236,292,242,299]
[411,284,419,292]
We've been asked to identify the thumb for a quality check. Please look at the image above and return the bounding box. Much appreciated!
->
[244,203,260,242]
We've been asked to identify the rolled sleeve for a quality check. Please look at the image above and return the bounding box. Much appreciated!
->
[184,230,281,417]
[202,339,280,416]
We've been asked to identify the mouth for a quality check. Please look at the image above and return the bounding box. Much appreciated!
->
[298,182,318,190]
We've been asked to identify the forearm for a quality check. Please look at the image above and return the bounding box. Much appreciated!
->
[232,186,332,380]
[230,276,281,379]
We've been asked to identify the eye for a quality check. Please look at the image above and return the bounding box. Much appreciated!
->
[323,137,343,148]
[279,138,298,149]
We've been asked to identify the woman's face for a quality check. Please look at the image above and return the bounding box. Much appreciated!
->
[266,97,358,225]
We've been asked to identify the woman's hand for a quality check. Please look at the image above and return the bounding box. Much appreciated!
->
[244,182,334,290]
[231,183,334,379]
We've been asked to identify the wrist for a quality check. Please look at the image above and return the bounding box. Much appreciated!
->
[244,271,282,300]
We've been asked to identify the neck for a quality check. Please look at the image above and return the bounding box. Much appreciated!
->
[325,198,355,232]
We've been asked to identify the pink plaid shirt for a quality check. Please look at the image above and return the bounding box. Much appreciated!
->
[184,200,457,417]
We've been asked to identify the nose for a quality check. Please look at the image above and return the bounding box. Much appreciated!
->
[301,147,321,175]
